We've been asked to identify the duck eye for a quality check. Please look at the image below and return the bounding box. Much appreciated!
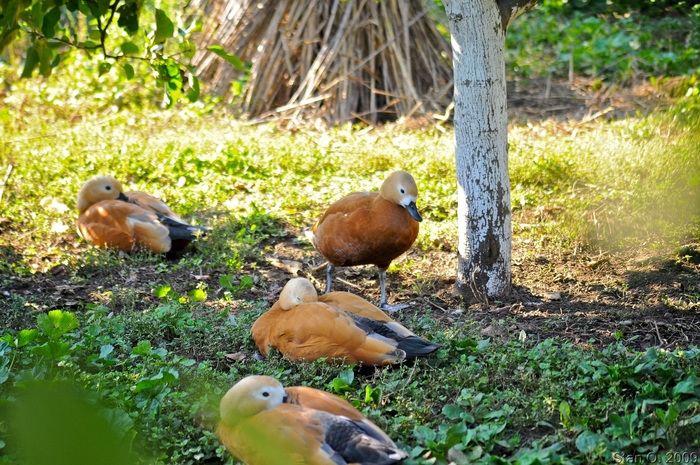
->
[262,391,269,397]
[400,188,405,194]
[105,186,112,191]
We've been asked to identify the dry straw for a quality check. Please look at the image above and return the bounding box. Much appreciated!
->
[189,0,454,125]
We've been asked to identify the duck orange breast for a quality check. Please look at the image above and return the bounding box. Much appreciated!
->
[312,191,419,269]
[308,170,422,310]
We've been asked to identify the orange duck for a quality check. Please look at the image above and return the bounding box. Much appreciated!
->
[216,375,407,465]
[308,170,422,310]
[250,278,439,366]
[76,175,208,253]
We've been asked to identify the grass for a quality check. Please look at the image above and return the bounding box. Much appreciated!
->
[1,6,700,465]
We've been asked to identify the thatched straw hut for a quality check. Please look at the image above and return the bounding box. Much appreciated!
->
[189,0,453,125]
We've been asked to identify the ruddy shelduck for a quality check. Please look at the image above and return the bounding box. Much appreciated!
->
[250,278,439,366]
[76,175,207,253]
[216,375,407,465]
[308,171,422,310]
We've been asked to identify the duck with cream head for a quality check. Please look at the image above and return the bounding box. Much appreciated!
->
[216,375,407,465]
[250,278,439,366]
[307,170,422,311]
[76,175,208,253]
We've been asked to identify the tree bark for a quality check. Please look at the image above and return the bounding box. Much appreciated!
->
[445,0,537,304]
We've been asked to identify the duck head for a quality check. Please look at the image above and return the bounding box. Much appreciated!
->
[379,171,422,222]
[219,376,287,426]
[278,278,319,310]
[77,176,129,214]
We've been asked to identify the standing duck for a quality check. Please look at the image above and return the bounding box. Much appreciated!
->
[250,278,439,366]
[76,175,207,253]
[307,171,422,310]
[216,375,407,465]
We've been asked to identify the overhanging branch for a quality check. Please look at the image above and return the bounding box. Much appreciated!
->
[497,0,538,30]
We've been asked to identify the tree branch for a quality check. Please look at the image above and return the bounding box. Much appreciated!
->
[497,0,538,30]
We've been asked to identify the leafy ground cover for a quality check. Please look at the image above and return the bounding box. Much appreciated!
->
[1,4,700,465]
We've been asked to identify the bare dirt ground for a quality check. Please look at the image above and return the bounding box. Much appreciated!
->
[4,226,699,356]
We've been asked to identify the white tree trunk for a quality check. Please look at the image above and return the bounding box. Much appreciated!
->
[445,0,536,303]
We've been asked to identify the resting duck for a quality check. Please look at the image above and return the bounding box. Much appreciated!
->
[216,375,407,465]
[308,171,422,311]
[76,175,207,253]
[250,278,439,366]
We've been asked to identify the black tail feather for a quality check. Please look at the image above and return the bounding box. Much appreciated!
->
[397,336,441,358]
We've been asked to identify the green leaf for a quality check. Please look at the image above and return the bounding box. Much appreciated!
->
[189,289,207,302]
[0,340,10,356]
[36,310,79,340]
[17,329,39,348]
[476,338,490,351]
[99,408,134,439]
[98,61,112,76]
[97,0,109,15]
[99,344,114,359]
[86,1,101,20]
[133,368,179,393]
[120,41,139,55]
[679,414,700,427]
[186,74,200,102]
[207,45,244,70]
[132,340,152,355]
[239,275,254,290]
[672,375,700,397]
[332,378,352,394]
[77,0,91,15]
[219,274,234,290]
[122,63,135,79]
[154,285,171,299]
[31,341,71,359]
[32,1,46,29]
[154,9,174,44]
[338,368,354,385]
[116,2,139,34]
[38,43,53,77]
[182,40,196,59]
[442,404,464,420]
[165,61,180,78]
[41,7,61,39]
[413,425,437,443]
[363,385,381,405]
[21,44,40,78]
[65,0,79,12]
[575,430,600,453]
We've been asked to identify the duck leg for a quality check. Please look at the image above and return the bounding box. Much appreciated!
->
[324,264,334,294]
[379,270,409,311]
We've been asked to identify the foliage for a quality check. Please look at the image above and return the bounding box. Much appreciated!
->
[0,0,215,107]
[2,304,699,464]
[507,2,700,82]
[543,0,700,17]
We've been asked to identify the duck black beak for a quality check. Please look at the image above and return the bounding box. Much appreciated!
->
[406,201,422,222]
[117,192,129,202]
